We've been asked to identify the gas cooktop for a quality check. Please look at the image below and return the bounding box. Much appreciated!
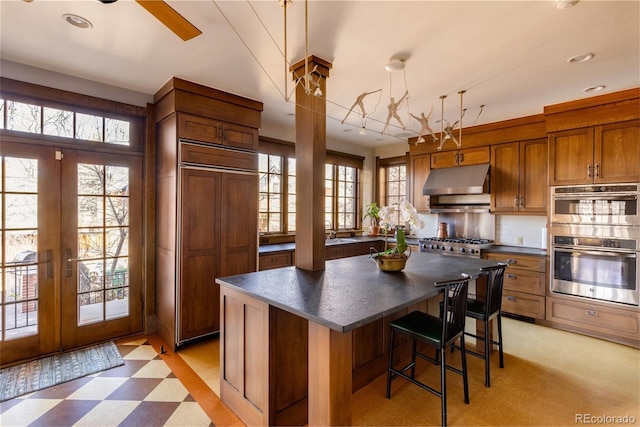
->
[418,237,495,257]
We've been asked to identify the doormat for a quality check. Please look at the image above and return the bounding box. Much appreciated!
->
[0,341,124,402]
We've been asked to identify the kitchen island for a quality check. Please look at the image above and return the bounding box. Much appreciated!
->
[216,251,502,426]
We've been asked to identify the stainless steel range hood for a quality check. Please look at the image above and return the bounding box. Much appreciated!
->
[423,163,490,196]
[423,163,491,213]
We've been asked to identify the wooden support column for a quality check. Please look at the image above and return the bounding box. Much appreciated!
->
[292,56,332,271]
[308,322,353,426]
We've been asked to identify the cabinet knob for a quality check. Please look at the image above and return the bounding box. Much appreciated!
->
[507,274,517,280]
[506,258,517,265]
[586,310,598,316]
[506,296,517,302]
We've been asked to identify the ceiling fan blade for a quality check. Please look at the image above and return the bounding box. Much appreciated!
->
[135,0,201,41]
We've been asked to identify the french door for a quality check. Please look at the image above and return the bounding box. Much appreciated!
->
[1,142,143,365]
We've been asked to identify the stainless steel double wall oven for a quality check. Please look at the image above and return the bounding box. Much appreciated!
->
[550,184,640,306]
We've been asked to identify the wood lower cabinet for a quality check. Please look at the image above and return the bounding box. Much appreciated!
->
[259,251,293,270]
[484,252,547,320]
[259,241,385,270]
[545,295,640,348]
[548,120,640,185]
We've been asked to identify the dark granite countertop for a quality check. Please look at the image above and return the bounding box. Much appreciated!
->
[482,245,548,257]
[216,252,502,333]
[258,236,419,254]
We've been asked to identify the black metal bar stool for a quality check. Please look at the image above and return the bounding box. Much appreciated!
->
[460,263,508,387]
[386,273,471,427]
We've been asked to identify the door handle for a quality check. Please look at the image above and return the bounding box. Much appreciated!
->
[506,296,517,302]
[65,249,73,278]
[587,164,592,179]
[595,163,600,177]
[507,274,517,280]
[586,310,598,316]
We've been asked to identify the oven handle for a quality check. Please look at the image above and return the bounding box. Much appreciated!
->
[552,194,637,201]
[553,246,638,258]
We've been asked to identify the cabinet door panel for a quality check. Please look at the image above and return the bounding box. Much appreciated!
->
[458,146,490,166]
[224,123,259,151]
[595,121,640,183]
[180,168,221,339]
[410,154,430,212]
[491,142,519,212]
[221,172,258,277]
[520,139,547,213]
[430,151,459,168]
[179,113,222,145]
[549,128,594,185]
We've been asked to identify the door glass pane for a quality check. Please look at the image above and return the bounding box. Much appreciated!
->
[1,157,39,340]
[76,163,130,326]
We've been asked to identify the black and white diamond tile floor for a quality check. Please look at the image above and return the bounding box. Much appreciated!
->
[0,336,240,427]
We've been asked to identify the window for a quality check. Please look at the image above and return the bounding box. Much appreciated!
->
[377,155,408,207]
[386,164,406,206]
[326,164,357,230]
[0,98,132,146]
[258,154,284,233]
[259,137,363,234]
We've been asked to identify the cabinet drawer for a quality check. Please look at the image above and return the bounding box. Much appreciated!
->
[503,269,546,296]
[326,246,347,260]
[178,113,222,145]
[485,253,545,272]
[181,142,258,171]
[259,252,292,270]
[546,297,640,342]
[502,290,545,320]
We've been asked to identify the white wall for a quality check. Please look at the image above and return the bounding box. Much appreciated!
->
[1,60,152,107]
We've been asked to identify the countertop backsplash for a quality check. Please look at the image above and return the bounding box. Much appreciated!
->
[496,215,547,249]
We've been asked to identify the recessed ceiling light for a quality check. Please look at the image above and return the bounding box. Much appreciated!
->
[568,53,594,64]
[583,85,606,93]
[63,14,93,29]
[556,0,580,9]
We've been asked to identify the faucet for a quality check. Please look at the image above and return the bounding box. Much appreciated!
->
[327,230,337,240]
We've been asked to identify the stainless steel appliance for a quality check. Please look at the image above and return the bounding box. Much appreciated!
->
[551,183,639,226]
[419,237,495,258]
[550,224,639,306]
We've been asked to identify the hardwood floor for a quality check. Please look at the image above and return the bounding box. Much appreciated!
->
[179,316,639,426]
[1,317,637,426]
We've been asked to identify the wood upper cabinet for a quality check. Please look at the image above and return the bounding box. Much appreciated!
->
[430,146,489,168]
[179,112,259,151]
[549,120,639,185]
[491,139,547,214]
[410,153,430,212]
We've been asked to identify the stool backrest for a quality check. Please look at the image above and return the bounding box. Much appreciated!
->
[435,273,471,344]
[481,263,508,316]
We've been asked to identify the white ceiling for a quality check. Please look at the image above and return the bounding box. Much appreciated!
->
[1,0,638,149]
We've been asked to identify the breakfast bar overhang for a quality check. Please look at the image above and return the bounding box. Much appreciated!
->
[215,252,502,426]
